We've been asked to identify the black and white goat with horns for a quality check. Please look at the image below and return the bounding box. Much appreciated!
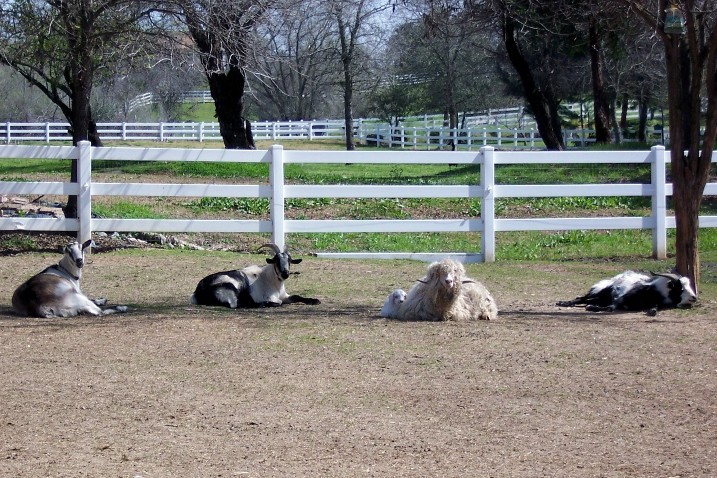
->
[12,240,128,318]
[190,243,321,308]
[556,270,697,316]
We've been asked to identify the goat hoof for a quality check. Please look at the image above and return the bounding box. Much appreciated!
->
[93,298,108,306]
[646,308,658,317]
[309,299,321,305]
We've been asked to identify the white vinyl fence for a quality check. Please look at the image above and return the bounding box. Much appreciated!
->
[1,143,716,263]
[0,120,667,150]
[0,120,350,143]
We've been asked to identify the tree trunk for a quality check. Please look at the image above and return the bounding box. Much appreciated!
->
[637,98,648,143]
[589,22,611,144]
[64,46,101,219]
[664,35,714,292]
[620,94,629,131]
[502,15,564,150]
[341,56,355,151]
[206,66,255,150]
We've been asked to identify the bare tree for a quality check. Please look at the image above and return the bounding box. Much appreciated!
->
[324,0,393,150]
[253,1,340,120]
[172,0,275,149]
[411,2,493,135]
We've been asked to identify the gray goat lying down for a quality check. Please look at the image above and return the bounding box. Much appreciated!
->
[556,270,697,316]
[190,243,321,308]
[12,240,128,318]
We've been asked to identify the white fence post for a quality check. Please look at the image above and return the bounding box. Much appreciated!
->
[45,123,51,143]
[77,141,93,245]
[651,145,667,259]
[481,146,496,262]
[5,122,9,144]
[198,122,204,142]
[270,144,286,250]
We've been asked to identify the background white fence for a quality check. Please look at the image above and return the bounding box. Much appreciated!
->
[1,143,715,262]
[0,120,667,150]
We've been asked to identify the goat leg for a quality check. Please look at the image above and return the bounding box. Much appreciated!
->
[585,304,615,312]
[259,301,283,307]
[283,295,321,305]
[556,297,586,307]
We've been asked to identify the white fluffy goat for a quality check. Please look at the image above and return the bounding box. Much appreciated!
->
[396,258,497,321]
[380,288,406,318]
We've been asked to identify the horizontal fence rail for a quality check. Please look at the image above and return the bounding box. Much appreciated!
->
[1,143,715,263]
[0,121,668,150]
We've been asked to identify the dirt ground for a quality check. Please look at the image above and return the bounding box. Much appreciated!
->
[1,247,716,477]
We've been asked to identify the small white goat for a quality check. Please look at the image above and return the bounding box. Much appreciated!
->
[12,240,128,318]
[397,258,497,321]
[191,243,321,308]
[380,288,406,318]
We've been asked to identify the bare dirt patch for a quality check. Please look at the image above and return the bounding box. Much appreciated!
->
[1,249,716,477]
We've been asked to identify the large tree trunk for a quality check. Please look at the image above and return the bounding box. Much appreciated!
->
[664,36,714,292]
[589,22,611,144]
[64,45,102,219]
[502,15,564,151]
[206,66,255,150]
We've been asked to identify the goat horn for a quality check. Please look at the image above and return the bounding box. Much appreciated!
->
[462,280,476,284]
[416,279,428,284]
[257,243,282,255]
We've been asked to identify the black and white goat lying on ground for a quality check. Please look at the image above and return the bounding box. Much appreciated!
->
[556,270,697,316]
[190,243,321,308]
[12,240,128,318]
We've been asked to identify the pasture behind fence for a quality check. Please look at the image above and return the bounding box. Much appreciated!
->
[1,143,715,262]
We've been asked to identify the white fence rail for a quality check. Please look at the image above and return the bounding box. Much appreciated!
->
[0,120,351,144]
[1,143,715,263]
[0,120,668,150]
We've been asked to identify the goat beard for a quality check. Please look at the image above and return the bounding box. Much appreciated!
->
[433,282,460,307]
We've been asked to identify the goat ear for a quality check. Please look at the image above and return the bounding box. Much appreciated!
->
[81,239,94,251]
[266,258,273,264]
[291,258,302,264]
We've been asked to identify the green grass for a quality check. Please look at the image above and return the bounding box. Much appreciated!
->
[92,202,167,219]
[287,228,717,264]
